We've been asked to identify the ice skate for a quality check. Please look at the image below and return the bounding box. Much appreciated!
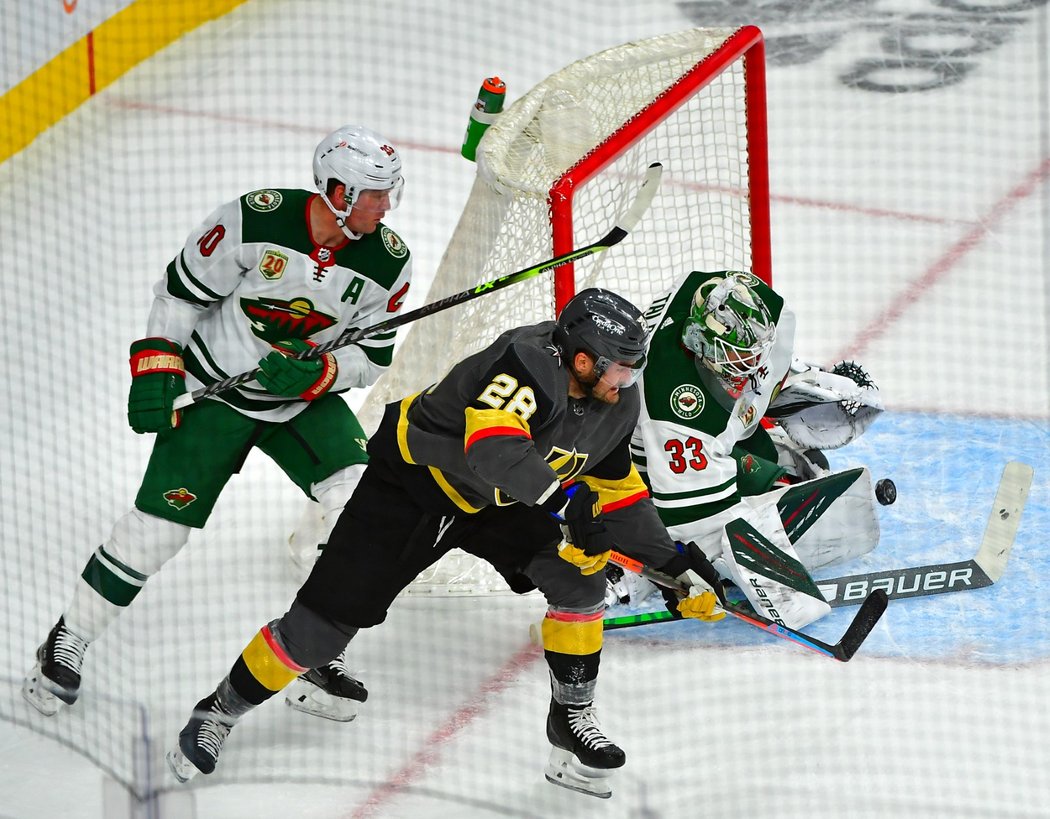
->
[22,617,89,716]
[285,652,367,722]
[544,700,625,798]
[167,692,238,783]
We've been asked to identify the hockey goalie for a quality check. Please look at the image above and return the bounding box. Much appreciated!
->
[612,270,885,629]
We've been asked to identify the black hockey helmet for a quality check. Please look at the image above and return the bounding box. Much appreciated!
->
[554,288,648,368]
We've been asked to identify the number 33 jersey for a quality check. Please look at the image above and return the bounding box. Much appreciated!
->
[631,270,795,538]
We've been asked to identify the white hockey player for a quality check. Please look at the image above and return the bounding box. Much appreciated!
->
[618,270,884,629]
[22,125,410,722]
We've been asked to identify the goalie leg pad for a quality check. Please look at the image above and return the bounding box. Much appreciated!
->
[719,509,831,630]
[756,467,880,571]
[544,746,615,798]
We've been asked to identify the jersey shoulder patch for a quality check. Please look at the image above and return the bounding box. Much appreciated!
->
[244,189,285,212]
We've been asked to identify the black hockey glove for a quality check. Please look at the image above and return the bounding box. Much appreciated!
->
[541,484,615,575]
[550,484,616,556]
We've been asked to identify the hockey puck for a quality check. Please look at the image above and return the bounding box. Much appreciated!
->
[875,478,897,506]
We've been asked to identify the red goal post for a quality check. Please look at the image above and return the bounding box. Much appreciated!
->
[550,25,770,312]
[359,26,771,593]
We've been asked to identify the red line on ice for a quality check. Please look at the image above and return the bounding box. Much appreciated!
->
[346,643,542,818]
[836,156,1050,362]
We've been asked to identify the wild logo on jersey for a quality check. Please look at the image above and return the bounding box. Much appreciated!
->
[163,488,197,510]
[240,296,336,343]
[494,445,589,506]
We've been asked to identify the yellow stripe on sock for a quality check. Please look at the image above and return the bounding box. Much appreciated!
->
[241,628,306,693]
[540,612,603,655]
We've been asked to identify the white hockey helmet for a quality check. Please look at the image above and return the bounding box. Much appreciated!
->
[312,125,404,238]
[682,272,776,388]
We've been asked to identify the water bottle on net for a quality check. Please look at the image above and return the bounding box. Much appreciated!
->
[461,76,506,162]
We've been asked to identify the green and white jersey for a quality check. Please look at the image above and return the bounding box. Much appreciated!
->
[630,270,794,542]
[145,188,412,421]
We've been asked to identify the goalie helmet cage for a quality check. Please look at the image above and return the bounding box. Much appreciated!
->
[361,26,771,594]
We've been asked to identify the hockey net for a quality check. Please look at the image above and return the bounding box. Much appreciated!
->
[363,26,771,594]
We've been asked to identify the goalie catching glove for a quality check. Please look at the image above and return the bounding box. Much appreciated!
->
[128,337,185,433]
[257,338,338,400]
[766,359,883,451]
[659,541,726,623]
[544,484,614,576]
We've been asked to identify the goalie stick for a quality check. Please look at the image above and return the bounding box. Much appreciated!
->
[173,162,664,410]
[603,460,1032,629]
[605,550,888,662]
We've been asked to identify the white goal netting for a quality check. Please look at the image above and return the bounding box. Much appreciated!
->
[365,27,770,594]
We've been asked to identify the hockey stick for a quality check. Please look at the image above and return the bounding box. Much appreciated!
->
[172,162,664,410]
[604,460,1032,629]
[603,550,887,662]
[818,459,1032,605]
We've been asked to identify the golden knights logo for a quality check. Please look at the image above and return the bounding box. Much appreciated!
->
[163,487,197,510]
[240,296,336,344]
[493,445,589,506]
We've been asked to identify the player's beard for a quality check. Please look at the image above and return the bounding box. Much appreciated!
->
[575,369,621,405]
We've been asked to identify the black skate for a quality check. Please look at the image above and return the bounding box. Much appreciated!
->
[544,700,625,798]
[285,653,367,722]
[166,693,238,783]
[22,617,89,716]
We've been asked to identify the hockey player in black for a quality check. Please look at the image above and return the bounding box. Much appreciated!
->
[168,288,724,798]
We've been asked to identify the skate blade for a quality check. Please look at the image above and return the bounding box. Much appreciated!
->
[285,680,359,722]
[166,747,200,784]
[543,748,614,799]
[22,664,65,716]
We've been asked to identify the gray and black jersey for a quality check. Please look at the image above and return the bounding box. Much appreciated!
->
[390,321,674,560]
[144,188,412,421]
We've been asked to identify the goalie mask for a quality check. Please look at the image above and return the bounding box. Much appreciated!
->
[313,125,404,239]
[682,272,776,390]
[555,288,648,387]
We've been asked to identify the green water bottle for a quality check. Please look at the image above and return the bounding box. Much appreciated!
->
[461,76,506,162]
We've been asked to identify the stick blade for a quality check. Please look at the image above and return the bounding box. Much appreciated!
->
[974,460,1033,583]
[834,588,888,661]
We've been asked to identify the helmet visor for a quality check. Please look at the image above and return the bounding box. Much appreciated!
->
[353,176,405,214]
[593,354,645,388]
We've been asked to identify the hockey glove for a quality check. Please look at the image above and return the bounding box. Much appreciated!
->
[257,339,338,400]
[660,541,726,623]
[545,484,615,575]
[128,338,185,433]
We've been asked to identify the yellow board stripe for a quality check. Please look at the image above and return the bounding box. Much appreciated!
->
[241,627,307,693]
[540,612,604,656]
[1,0,248,163]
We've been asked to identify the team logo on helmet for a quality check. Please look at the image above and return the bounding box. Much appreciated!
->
[670,384,705,419]
[593,314,626,336]
[246,189,283,212]
[163,487,197,510]
[381,226,408,258]
[240,296,336,343]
